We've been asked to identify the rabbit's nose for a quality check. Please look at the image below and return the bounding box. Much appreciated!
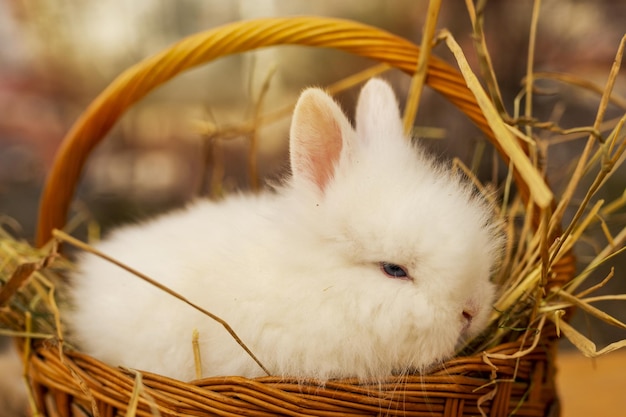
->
[462,309,474,323]
[461,306,477,333]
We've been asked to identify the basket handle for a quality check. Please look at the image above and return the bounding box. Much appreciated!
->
[36,16,536,247]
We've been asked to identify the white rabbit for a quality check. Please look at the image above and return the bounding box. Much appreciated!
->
[64,79,504,382]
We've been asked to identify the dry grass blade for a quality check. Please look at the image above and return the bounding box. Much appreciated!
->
[325,63,392,96]
[553,290,626,330]
[246,65,276,191]
[124,371,162,417]
[564,200,605,253]
[549,117,626,267]
[195,63,393,140]
[524,0,542,143]
[598,216,617,247]
[465,0,508,117]
[0,243,58,307]
[0,263,39,307]
[125,372,142,417]
[22,313,43,417]
[192,329,203,380]
[0,329,53,339]
[567,229,626,294]
[580,294,626,303]
[575,267,615,299]
[532,71,626,110]
[552,318,626,358]
[582,114,626,181]
[438,28,553,209]
[542,294,626,313]
[550,33,626,238]
[402,0,442,135]
[485,315,546,361]
[602,188,626,216]
[0,230,63,341]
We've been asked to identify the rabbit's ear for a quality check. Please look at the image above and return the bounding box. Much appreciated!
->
[355,79,404,143]
[289,88,353,192]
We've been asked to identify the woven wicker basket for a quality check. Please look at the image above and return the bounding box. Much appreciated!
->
[24,17,575,417]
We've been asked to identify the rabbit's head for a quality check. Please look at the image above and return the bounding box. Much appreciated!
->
[281,79,503,377]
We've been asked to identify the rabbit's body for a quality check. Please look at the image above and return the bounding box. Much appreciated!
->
[65,79,503,382]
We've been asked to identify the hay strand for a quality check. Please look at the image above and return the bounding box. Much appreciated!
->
[437,28,553,209]
[402,0,442,135]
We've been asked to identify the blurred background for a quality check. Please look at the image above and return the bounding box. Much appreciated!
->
[0,0,625,414]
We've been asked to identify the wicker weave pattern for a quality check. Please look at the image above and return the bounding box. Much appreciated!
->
[26,16,574,417]
[28,341,557,417]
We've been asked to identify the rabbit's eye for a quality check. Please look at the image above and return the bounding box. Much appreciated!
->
[380,262,410,280]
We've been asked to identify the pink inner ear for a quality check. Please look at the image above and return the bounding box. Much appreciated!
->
[305,119,343,190]
[290,90,346,192]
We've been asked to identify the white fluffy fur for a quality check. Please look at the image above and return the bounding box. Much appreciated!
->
[65,79,504,382]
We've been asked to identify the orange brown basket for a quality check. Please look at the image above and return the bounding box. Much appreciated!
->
[15,16,578,417]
